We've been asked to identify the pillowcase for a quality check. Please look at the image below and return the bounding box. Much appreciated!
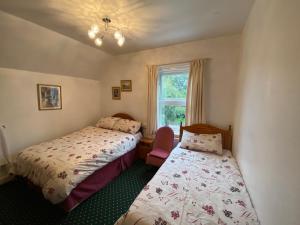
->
[180,130,223,155]
[112,119,141,134]
[96,117,120,130]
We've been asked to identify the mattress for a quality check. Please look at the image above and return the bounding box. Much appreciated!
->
[12,126,141,204]
[115,144,260,225]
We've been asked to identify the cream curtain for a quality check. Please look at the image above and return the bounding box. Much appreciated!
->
[146,65,158,136]
[0,125,9,166]
[186,59,205,125]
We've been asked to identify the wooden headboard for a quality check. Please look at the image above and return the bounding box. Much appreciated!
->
[112,113,136,121]
[179,123,232,150]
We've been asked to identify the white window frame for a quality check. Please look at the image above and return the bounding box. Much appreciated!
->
[157,63,190,134]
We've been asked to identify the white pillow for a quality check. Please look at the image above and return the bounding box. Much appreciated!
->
[96,117,120,130]
[112,119,141,134]
[180,130,223,155]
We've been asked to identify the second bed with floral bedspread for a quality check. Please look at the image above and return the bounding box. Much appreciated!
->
[116,144,259,225]
[12,126,141,204]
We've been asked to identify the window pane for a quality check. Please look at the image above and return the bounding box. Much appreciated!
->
[161,73,188,99]
[157,63,189,135]
[159,104,186,134]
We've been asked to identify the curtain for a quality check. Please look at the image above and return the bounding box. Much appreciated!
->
[146,65,158,136]
[0,125,9,166]
[186,59,205,125]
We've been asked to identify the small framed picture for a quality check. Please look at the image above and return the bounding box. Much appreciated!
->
[112,87,121,100]
[37,84,62,110]
[121,80,132,92]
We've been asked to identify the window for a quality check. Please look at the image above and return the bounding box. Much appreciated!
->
[157,63,190,134]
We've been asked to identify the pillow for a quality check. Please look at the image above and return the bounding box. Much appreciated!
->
[112,119,141,134]
[96,117,120,130]
[180,130,223,155]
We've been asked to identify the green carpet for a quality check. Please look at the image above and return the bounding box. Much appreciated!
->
[0,160,157,225]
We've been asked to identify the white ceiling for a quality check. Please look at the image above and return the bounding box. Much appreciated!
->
[0,0,254,55]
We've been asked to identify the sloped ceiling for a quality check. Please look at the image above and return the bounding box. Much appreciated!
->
[0,0,254,55]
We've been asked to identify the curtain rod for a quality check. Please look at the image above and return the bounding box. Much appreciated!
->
[157,58,210,67]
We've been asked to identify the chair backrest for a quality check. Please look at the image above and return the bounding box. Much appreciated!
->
[153,126,174,152]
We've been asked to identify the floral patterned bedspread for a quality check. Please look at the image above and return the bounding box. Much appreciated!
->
[116,144,260,225]
[12,126,141,204]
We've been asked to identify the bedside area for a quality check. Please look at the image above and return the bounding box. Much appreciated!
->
[137,137,154,160]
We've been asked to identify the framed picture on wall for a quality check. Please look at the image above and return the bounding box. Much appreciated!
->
[37,84,62,110]
[112,87,121,100]
[120,80,132,92]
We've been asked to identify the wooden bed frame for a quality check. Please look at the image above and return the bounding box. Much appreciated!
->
[179,123,232,150]
[112,113,135,121]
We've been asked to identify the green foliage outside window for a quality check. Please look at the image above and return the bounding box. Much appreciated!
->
[161,74,188,98]
[159,73,188,130]
[160,105,186,126]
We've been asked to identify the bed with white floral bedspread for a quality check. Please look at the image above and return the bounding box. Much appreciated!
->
[115,144,260,225]
[12,126,141,204]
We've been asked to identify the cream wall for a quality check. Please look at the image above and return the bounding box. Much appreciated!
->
[233,0,300,225]
[0,68,101,157]
[100,35,240,128]
[0,10,111,80]
[0,11,108,158]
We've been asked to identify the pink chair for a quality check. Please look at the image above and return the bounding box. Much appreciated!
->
[146,126,174,167]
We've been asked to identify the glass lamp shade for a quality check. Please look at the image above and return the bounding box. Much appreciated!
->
[114,31,122,40]
[91,24,99,33]
[88,30,96,39]
[95,38,103,46]
[117,36,125,46]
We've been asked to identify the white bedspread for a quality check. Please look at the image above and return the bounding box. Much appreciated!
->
[12,126,141,204]
[116,144,259,225]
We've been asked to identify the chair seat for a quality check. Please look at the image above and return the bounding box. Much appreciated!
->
[146,154,166,167]
[145,126,174,167]
[149,148,170,159]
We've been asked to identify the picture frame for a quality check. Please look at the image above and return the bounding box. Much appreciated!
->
[112,87,121,100]
[37,84,62,110]
[120,80,132,92]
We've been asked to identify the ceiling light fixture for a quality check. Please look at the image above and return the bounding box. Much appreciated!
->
[88,30,96,39]
[88,16,125,47]
[95,37,103,46]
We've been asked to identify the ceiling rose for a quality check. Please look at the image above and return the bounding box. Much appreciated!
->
[87,16,125,47]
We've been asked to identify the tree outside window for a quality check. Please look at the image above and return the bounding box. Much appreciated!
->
[158,64,189,134]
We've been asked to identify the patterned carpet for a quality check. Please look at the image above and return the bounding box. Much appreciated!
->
[0,160,157,225]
